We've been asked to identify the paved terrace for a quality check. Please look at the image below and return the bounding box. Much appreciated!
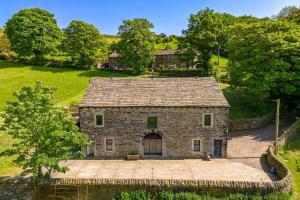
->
[52,159,275,182]
[51,118,294,183]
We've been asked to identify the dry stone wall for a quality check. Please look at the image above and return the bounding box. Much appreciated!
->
[229,113,274,131]
[0,176,32,200]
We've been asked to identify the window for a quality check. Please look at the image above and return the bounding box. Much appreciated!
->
[193,139,201,152]
[203,113,212,127]
[95,114,104,127]
[105,138,114,151]
[148,117,157,128]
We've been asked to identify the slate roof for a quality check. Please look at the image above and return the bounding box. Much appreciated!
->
[108,52,119,58]
[154,49,177,56]
[80,77,229,108]
[109,49,180,58]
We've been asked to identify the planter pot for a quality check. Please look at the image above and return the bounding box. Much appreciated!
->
[127,155,139,160]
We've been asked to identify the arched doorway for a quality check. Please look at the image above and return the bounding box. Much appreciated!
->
[143,133,162,156]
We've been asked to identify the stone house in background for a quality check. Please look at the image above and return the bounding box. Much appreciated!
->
[108,49,188,69]
[79,77,229,159]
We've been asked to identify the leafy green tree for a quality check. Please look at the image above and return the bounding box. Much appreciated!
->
[113,18,155,75]
[63,20,103,68]
[227,20,300,108]
[5,8,62,62]
[0,28,15,60]
[0,82,89,180]
[180,8,224,75]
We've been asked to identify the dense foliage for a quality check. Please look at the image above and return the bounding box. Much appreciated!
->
[227,20,300,109]
[63,20,105,68]
[5,8,61,62]
[115,190,290,200]
[0,82,89,179]
[180,8,236,75]
[113,18,156,75]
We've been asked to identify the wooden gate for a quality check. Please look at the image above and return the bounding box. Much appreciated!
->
[143,133,162,156]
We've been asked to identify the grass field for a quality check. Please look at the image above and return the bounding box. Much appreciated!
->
[278,122,300,200]
[0,60,148,111]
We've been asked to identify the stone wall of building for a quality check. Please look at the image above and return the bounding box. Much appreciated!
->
[0,176,32,200]
[79,106,229,159]
[229,112,274,131]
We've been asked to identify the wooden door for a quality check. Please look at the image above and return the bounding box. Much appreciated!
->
[144,133,162,155]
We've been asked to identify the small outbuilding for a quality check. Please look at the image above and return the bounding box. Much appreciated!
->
[79,77,229,159]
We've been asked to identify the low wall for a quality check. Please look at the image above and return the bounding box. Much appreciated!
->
[264,119,300,194]
[266,147,292,192]
[37,174,291,200]
[229,112,274,131]
[277,119,300,149]
[0,176,32,200]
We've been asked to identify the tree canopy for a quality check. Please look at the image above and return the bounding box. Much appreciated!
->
[0,82,89,179]
[180,8,227,75]
[5,8,61,62]
[227,20,300,108]
[113,18,156,75]
[63,20,104,68]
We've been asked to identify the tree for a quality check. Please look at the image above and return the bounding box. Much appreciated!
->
[227,20,300,109]
[273,6,298,19]
[0,82,89,180]
[274,6,300,25]
[5,8,61,62]
[63,20,103,68]
[113,18,156,75]
[0,28,15,60]
[180,8,224,75]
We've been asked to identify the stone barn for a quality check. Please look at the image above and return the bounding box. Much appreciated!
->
[79,77,229,159]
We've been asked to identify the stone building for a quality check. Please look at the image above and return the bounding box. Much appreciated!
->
[79,77,229,159]
[108,49,187,69]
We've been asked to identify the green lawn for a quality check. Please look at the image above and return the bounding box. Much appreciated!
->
[0,60,147,111]
[211,55,228,68]
[278,123,300,200]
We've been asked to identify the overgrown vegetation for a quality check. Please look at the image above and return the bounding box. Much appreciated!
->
[278,122,300,200]
[112,18,156,75]
[114,190,291,200]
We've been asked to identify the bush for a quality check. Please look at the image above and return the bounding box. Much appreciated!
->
[116,191,290,200]
[115,190,151,200]
[0,52,16,61]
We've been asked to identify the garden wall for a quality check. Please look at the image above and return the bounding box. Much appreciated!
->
[229,112,274,131]
[265,119,300,194]
[37,174,291,200]
[0,176,32,200]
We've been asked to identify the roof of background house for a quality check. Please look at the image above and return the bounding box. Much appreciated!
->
[109,49,181,58]
[108,52,119,58]
[79,77,229,108]
[154,49,177,56]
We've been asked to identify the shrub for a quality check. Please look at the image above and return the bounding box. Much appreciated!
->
[116,191,290,200]
[115,190,151,200]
